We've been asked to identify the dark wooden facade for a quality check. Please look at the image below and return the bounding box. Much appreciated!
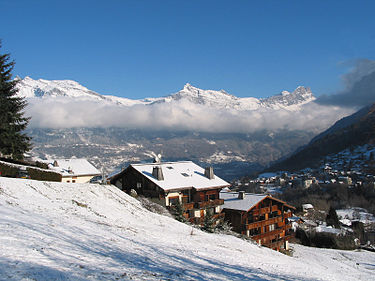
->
[223,196,295,251]
[110,165,227,224]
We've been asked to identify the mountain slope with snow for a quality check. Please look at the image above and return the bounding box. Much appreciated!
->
[0,177,374,280]
[16,77,315,111]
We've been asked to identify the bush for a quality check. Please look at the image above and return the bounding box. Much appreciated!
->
[137,196,172,218]
[297,228,357,250]
[0,161,18,177]
[171,200,186,222]
[27,167,62,182]
[215,219,233,234]
[201,208,215,233]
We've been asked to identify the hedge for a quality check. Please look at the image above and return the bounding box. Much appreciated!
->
[0,162,19,177]
[0,160,62,182]
[27,167,62,182]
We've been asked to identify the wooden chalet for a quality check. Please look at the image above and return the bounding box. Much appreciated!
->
[220,191,295,251]
[110,161,230,224]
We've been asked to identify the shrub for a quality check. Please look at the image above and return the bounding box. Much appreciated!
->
[171,200,186,222]
[27,167,62,182]
[0,161,18,177]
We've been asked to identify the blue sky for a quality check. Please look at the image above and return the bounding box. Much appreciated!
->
[1,0,375,99]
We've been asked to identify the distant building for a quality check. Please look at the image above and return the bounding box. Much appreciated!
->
[47,159,101,183]
[303,179,313,189]
[110,161,230,225]
[338,176,352,185]
[220,191,295,251]
[302,203,314,213]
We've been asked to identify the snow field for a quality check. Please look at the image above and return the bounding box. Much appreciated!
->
[0,177,374,280]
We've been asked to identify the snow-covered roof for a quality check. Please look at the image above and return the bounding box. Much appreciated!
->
[220,191,267,212]
[128,161,230,191]
[302,203,314,210]
[47,159,100,177]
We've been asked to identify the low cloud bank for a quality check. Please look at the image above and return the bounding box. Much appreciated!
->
[317,59,375,107]
[26,97,353,133]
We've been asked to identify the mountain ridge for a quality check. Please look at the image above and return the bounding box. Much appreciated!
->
[265,103,375,172]
[17,76,316,111]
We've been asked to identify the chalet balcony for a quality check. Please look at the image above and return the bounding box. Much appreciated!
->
[213,212,225,220]
[263,239,284,250]
[182,202,195,210]
[271,205,279,212]
[252,207,270,216]
[195,199,224,209]
[284,234,294,241]
[250,224,292,241]
[251,226,285,241]
[245,216,282,230]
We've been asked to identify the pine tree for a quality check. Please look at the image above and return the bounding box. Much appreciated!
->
[202,208,215,233]
[172,200,186,222]
[0,41,31,159]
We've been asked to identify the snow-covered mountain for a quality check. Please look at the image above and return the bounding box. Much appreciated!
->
[16,76,144,106]
[1,176,373,280]
[17,76,315,111]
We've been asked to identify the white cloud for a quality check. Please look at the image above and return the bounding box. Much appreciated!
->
[26,97,354,133]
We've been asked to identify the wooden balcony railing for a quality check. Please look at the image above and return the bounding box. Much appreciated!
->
[182,202,195,210]
[271,205,279,212]
[213,213,225,220]
[252,206,271,216]
[245,216,282,230]
[251,226,285,241]
[263,239,284,249]
[195,199,224,209]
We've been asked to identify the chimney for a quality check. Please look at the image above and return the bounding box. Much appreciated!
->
[152,166,164,181]
[53,160,59,167]
[238,191,246,200]
[204,167,214,180]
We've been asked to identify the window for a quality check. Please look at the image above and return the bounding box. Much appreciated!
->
[72,180,76,183]
[205,193,217,201]
[137,182,142,188]
[169,197,179,206]
[249,227,261,236]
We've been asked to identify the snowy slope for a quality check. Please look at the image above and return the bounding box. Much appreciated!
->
[16,77,315,111]
[0,177,374,280]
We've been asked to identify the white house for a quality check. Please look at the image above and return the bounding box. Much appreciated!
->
[47,159,101,183]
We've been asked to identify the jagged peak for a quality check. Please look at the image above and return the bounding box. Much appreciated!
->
[292,86,312,94]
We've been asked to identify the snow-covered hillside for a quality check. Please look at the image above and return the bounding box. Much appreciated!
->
[16,76,315,111]
[0,177,374,280]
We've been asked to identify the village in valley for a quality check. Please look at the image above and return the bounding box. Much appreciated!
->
[1,143,375,254]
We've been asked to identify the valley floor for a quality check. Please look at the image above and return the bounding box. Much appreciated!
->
[0,177,373,280]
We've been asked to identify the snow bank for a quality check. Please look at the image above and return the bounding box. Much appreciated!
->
[0,177,374,280]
